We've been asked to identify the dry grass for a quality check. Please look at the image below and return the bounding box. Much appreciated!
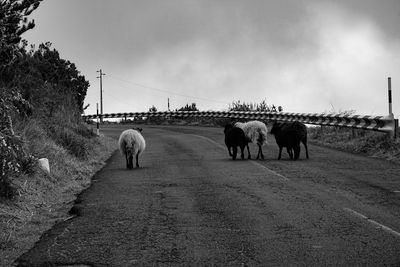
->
[0,122,117,267]
[308,126,400,164]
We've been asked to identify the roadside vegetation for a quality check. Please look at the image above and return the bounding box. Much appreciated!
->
[303,110,400,163]
[0,1,116,265]
[308,126,400,164]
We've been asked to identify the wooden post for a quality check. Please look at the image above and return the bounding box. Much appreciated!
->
[97,69,106,123]
[388,77,398,139]
[96,103,100,136]
[388,77,393,118]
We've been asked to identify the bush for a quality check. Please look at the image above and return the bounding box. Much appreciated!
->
[229,99,282,112]
[71,123,96,139]
[0,132,36,199]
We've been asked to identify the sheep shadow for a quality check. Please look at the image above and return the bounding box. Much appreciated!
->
[120,166,149,171]
[218,156,272,162]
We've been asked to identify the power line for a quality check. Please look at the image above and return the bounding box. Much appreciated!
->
[100,79,175,110]
[106,74,230,105]
[102,90,135,109]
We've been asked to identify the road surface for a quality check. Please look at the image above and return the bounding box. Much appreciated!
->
[17,124,400,266]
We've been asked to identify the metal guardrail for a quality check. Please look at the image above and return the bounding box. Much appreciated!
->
[82,110,398,137]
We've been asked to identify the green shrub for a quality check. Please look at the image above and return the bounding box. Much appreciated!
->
[47,124,90,159]
[47,121,96,159]
[0,132,37,199]
[71,123,96,139]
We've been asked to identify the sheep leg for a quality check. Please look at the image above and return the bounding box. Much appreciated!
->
[228,146,233,157]
[246,143,251,159]
[303,137,309,159]
[256,145,264,160]
[232,146,238,160]
[127,154,134,169]
[125,154,129,168]
[136,154,139,168]
[287,148,293,160]
[278,147,283,160]
[240,145,245,160]
[294,145,301,160]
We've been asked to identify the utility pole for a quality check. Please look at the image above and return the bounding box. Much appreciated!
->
[388,77,393,118]
[387,77,398,139]
[96,69,106,123]
[96,103,100,136]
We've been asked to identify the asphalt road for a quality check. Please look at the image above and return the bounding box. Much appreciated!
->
[16,124,400,266]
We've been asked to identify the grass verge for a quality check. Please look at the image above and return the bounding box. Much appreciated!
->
[308,126,400,164]
[0,120,117,267]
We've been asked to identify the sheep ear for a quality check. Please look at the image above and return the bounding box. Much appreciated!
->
[137,128,143,132]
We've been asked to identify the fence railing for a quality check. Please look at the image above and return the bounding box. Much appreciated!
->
[82,110,398,137]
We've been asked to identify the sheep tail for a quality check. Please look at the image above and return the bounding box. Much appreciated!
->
[257,128,268,145]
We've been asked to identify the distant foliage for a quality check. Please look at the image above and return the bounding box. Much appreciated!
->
[229,99,282,112]
[176,103,199,112]
[148,105,157,112]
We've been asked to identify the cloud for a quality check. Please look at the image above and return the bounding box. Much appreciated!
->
[25,0,399,116]
[119,1,400,115]
[107,1,318,111]
[301,2,400,115]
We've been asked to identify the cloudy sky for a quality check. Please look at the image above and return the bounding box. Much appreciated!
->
[24,0,400,117]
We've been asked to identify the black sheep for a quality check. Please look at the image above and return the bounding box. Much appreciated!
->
[224,123,247,160]
[270,121,309,160]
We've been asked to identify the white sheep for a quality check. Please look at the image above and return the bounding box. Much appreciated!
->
[235,120,268,159]
[118,128,146,169]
